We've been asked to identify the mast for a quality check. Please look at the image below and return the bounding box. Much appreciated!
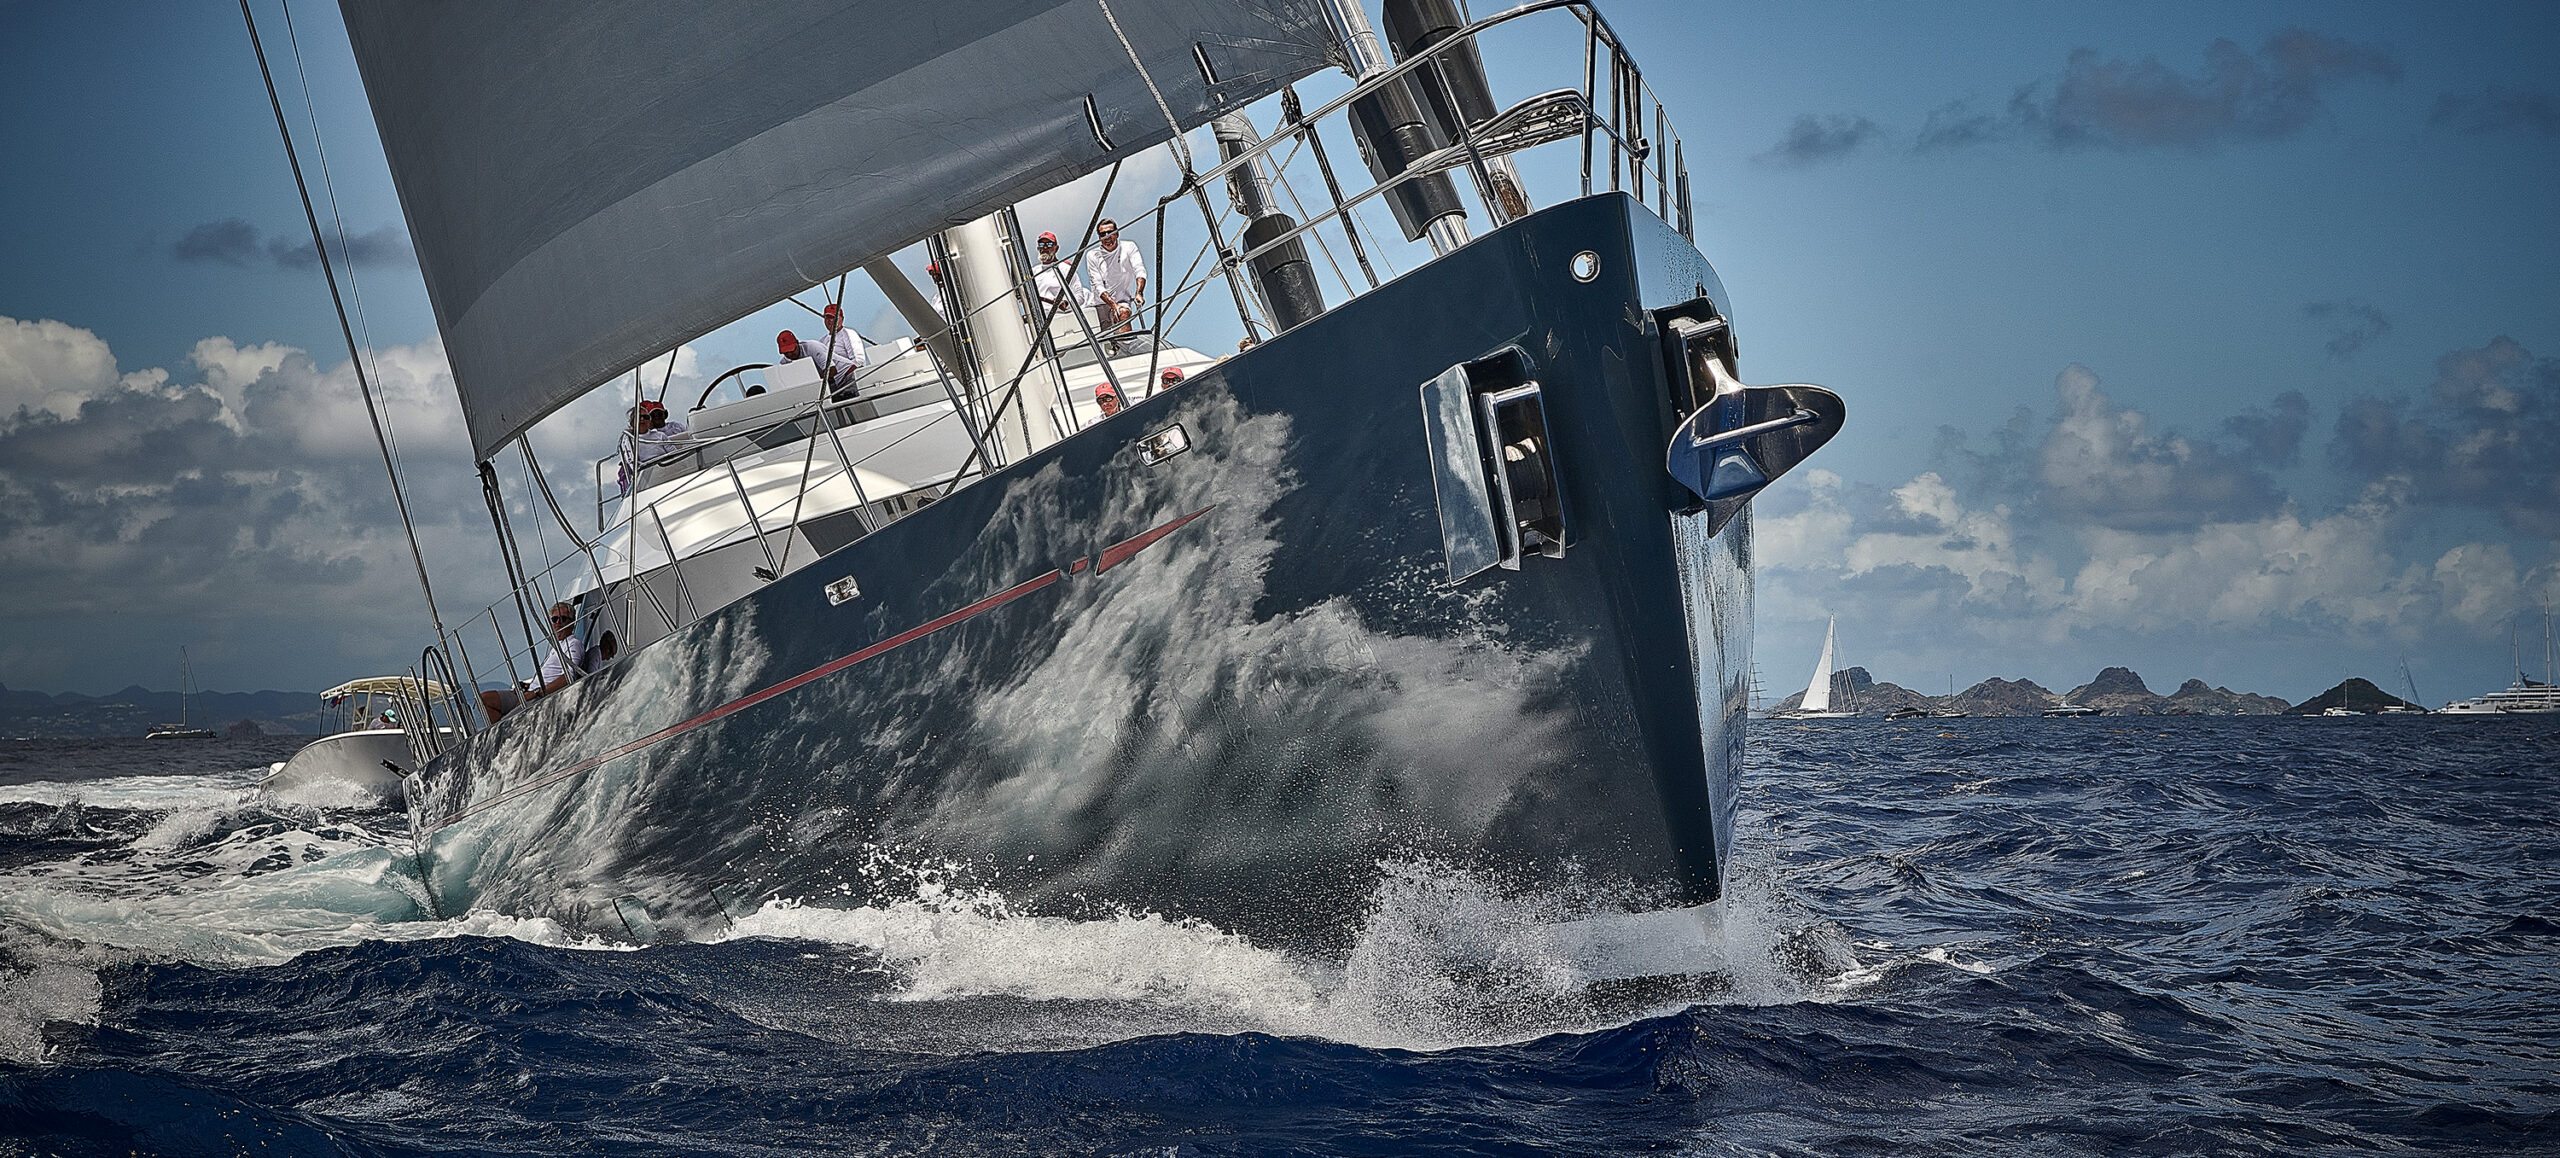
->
[941,215,1049,459]
[1800,616,1837,713]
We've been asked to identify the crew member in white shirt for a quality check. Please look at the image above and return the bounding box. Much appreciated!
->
[478,602,586,722]
[1083,218,1145,333]
[1030,231,1092,324]
[806,301,868,397]
[634,399,688,463]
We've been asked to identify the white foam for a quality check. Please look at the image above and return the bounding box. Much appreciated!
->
[720,858,1870,1052]
[1,779,628,1006]
[0,772,260,812]
[734,899,1322,1011]
[3,842,634,971]
[131,804,240,852]
[0,955,105,1067]
[1828,940,2001,992]
[2,768,1891,1059]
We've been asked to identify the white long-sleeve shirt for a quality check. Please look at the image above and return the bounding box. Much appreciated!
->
[1084,239,1145,306]
[635,419,689,463]
[804,325,868,384]
[1034,258,1094,314]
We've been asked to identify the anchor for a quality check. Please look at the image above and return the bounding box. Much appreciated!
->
[1661,316,1844,534]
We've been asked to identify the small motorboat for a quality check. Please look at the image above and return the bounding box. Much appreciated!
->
[259,678,450,809]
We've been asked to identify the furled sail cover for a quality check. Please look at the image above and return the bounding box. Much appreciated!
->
[341,0,1338,457]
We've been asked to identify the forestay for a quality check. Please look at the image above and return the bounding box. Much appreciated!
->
[341,0,1338,458]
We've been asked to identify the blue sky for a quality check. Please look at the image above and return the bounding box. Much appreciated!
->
[1,0,2554,704]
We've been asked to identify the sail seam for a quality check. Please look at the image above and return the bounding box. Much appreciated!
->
[1096,0,1195,173]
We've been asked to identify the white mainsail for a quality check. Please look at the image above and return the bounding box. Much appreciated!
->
[1800,616,1838,713]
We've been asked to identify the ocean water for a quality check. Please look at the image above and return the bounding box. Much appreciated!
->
[1,719,2554,1156]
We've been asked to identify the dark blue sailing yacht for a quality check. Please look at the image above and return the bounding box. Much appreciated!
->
[324,0,1842,961]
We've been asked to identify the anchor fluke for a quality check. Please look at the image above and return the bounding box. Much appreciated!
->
[1662,321,1843,532]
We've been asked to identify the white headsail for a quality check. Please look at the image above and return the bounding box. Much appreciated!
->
[341,0,1338,458]
[1799,615,1837,713]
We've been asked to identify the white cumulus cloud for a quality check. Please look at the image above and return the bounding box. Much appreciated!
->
[1758,354,2559,693]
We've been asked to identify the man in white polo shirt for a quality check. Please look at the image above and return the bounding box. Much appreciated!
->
[1083,218,1145,334]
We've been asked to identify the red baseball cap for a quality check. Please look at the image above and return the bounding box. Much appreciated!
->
[1037,231,1058,245]
[1159,366,1186,384]
[1094,383,1121,399]
[822,302,843,320]
[777,329,799,355]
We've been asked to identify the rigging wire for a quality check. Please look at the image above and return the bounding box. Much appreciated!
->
[238,0,456,673]
[515,452,561,615]
[935,162,1126,495]
[1094,0,1194,175]
[1094,0,1264,350]
[273,0,401,474]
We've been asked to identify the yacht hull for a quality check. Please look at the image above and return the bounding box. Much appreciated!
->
[410,195,1754,951]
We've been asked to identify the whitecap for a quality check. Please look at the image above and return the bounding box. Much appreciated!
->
[715,856,1871,1053]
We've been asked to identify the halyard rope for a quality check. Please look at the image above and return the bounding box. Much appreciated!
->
[239,0,458,680]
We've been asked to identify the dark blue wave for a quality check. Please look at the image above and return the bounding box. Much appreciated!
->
[3,717,2556,1155]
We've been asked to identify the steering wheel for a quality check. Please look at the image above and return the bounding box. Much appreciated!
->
[698,363,775,410]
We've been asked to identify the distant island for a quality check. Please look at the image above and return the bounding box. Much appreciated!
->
[0,683,318,739]
[1763,666,2415,718]
[3,667,2427,736]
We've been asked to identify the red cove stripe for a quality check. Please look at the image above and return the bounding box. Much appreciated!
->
[1098,505,1214,572]
[435,505,1214,829]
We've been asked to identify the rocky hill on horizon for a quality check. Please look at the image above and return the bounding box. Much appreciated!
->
[2283,678,2419,715]
[0,682,320,738]
[1768,665,2291,717]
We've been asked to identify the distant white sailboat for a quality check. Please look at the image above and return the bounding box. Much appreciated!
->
[1933,673,1970,718]
[145,646,217,740]
[1773,616,1858,719]
[2379,658,2426,713]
